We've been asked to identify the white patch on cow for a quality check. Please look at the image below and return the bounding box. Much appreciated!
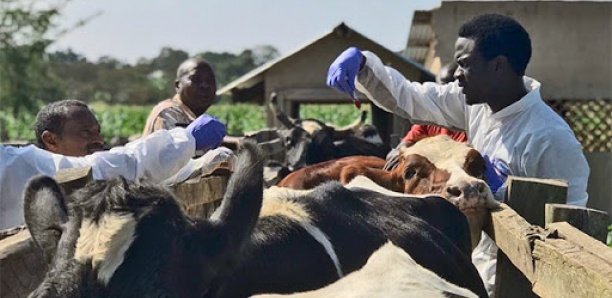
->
[363,134,383,145]
[345,175,432,198]
[299,221,344,278]
[400,135,471,179]
[262,187,314,221]
[253,242,478,298]
[300,121,323,135]
[74,213,136,285]
[262,186,343,278]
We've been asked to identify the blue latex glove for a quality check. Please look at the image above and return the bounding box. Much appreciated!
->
[483,154,511,193]
[326,47,364,105]
[186,114,226,151]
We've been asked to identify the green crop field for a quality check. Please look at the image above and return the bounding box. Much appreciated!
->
[0,102,370,143]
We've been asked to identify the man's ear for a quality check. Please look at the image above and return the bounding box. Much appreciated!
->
[23,176,69,265]
[491,55,508,72]
[41,130,59,150]
[175,79,181,92]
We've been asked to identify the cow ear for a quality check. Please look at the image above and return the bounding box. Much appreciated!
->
[23,175,69,265]
[464,149,486,178]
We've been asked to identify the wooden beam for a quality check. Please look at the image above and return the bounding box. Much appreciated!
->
[280,88,369,103]
[486,203,539,282]
[545,203,609,243]
[506,176,568,227]
[532,222,612,298]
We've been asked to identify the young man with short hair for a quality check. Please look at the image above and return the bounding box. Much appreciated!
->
[327,14,589,296]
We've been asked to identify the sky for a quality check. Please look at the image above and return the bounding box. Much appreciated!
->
[49,0,442,64]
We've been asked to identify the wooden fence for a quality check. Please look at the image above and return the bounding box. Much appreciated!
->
[1,172,610,297]
[489,176,611,298]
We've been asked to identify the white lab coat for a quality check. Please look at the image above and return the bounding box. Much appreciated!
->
[356,51,590,296]
[0,128,196,230]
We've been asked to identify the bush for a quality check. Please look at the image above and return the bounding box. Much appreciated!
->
[0,103,371,143]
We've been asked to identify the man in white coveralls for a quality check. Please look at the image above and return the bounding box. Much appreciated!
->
[326,13,589,296]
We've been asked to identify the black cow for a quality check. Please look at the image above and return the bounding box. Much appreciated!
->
[24,143,487,298]
[268,94,390,170]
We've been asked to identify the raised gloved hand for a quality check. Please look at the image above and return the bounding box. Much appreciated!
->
[326,47,364,107]
[187,114,226,151]
[483,154,511,194]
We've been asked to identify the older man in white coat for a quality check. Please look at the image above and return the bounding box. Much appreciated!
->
[0,113,229,230]
[327,14,589,296]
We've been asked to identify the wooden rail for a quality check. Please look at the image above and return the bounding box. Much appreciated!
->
[488,176,611,298]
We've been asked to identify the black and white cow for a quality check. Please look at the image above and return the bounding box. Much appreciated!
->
[254,242,478,298]
[24,143,487,298]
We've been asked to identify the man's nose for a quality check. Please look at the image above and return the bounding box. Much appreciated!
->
[453,67,463,80]
[91,131,105,145]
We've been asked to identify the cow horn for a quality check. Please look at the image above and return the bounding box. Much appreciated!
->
[268,92,297,129]
[333,110,368,140]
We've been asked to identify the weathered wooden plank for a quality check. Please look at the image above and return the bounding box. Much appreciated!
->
[547,222,612,268]
[532,236,612,298]
[0,230,46,298]
[487,204,612,298]
[171,174,229,219]
[487,203,538,282]
[545,203,609,243]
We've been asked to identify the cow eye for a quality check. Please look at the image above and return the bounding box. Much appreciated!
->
[404,168,417,180]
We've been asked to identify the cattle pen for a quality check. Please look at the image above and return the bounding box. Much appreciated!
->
[0,169,610,297]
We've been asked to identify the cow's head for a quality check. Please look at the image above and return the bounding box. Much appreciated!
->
[24,143,264,298]
[393,135,499,247]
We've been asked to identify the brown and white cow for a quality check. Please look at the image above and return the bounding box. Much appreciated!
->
[277,155,386,189]
[24,142,487,298]
[277,135,500,248]
[254,242,478,298]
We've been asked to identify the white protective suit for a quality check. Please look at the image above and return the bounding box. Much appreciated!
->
[355,51,590,296]
[0,128,208,230]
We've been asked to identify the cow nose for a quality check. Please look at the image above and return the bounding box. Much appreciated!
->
[446,180,488,199]
[446,186,462,197]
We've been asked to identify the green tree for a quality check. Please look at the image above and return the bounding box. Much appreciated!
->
[0,0,65,115]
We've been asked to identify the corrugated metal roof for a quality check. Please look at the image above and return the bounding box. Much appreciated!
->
[404,11,435,64]
[218,23,433,96]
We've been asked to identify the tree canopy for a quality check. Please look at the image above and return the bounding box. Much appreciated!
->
[0,0,280,113]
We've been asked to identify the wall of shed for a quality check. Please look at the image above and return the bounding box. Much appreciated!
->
[263,33,428,135]
[430,1,611,100]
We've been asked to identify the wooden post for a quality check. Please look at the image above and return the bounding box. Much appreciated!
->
[371,104,392,146]
[506,176,568,227]
[495,176,568,298]
[544,204,609,243]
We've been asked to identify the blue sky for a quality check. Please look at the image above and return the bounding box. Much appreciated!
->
[50,0,441,63]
